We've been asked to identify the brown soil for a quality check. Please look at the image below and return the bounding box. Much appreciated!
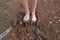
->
[0,0,60,40]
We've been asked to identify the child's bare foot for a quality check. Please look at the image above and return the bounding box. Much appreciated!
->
[23,13,30,22]
[32,14,37,22]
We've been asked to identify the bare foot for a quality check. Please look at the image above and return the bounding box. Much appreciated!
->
[23,13,30,22]
[32,14,37,22]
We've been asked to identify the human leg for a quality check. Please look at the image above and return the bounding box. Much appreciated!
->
[23,0,30,21]
[30,0,37,22]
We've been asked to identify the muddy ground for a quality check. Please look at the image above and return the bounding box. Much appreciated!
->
[0,0,60,40]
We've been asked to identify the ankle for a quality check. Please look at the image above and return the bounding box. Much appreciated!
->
[31,11,35,15]
[25,11,30,14]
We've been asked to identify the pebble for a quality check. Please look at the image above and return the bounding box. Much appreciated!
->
[49,21,53,24]
[58,20,60,22]
[56,22,59,23]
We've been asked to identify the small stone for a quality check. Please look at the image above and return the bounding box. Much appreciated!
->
[58,20,60,22]
[54,16,57,18]
[56,22,59,23]
[49,21,53,24]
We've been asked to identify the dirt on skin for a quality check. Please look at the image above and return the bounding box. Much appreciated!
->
[0,0,60,40]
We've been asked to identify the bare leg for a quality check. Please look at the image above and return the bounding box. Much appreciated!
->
[23,0,30,21]
[31,0,37,22]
